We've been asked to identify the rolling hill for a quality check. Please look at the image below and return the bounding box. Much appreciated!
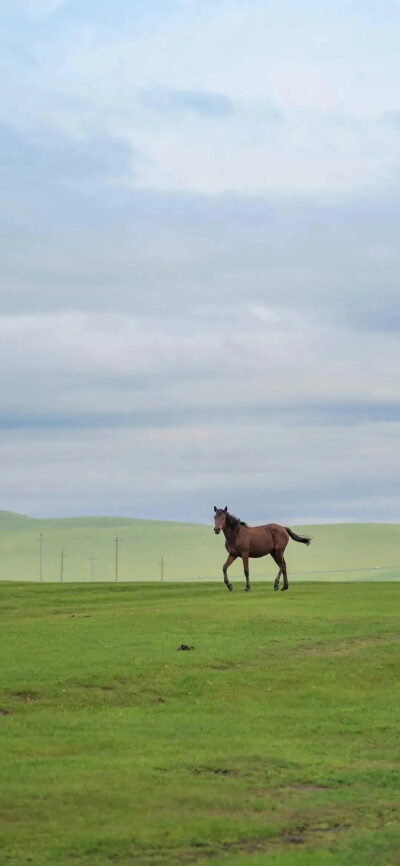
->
[0,511,399,583]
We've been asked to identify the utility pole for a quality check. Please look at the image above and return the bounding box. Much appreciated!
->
[159,555,165,583]
[114,537,119,582]
[36,533,44,582]
[89,556,96,583]
[59,550,66,583]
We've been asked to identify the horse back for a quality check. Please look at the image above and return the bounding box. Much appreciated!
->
[247,523,289,557]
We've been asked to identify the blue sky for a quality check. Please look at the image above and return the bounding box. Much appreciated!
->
[1,0,400,523]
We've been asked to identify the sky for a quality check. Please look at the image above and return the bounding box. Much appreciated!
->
[1,0,400,525]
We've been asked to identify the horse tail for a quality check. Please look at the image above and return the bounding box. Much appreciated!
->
[285,527,312,546]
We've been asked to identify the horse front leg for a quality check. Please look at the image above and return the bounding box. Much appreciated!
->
[242,553,250,592]
[222,554,236,591]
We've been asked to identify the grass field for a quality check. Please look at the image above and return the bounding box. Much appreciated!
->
[1,580,400,865]
[1,511,400,583]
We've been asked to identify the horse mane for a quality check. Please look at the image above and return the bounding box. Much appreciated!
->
[226,512,248,534]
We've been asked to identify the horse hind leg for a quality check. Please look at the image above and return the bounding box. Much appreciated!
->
[274,567,282,591]
[242,552,251,592]
[271,551,288,591]
[280,555,289,591]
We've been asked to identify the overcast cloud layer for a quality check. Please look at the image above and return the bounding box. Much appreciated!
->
[1,0,400,524]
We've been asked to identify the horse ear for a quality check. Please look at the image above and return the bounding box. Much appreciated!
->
[224,506,228,513]
[214,506,217,512]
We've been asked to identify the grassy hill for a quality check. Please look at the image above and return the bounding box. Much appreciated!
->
[0,511,399,583]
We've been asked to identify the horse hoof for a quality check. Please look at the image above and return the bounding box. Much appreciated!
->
[280,586,288,592]
[274,586,279,592]
[244,587,251,592]
[227,584,233,592]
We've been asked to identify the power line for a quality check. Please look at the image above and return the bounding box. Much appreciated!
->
[36,533,44,582]
[159,555,166,582]
[114,537,120,582]
[58,550,66,583]
[89,556,97,583]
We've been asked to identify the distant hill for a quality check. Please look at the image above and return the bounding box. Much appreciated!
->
[0,512,399,583]
[0,510,34,527]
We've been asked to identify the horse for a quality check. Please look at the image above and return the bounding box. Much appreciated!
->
[213,506,311,592]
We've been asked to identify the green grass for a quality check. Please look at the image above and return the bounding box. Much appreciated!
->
[1,511,400,583]
[1,581,400,865]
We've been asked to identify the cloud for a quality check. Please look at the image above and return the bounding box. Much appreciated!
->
[0,296,398,521]
[0,0,69,20]
[1,0,400,522]
[2,399,400,434]
[137,85,235,118]
[1,417,399,522]
[1,306,400,415]
[0,123,133,182]
[381,110,400,128]
[2,4,400,196]
[2,174,400,335]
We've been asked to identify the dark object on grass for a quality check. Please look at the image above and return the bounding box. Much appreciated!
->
[213,506,311,593]
[0,708,10,715]
[178,644,194,651]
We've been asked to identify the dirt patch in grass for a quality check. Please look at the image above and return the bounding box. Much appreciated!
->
[286,778,352,791]
[49,611,92,618]
[174,822,351,864]
[53,822,353,866]
[251,781,350,798]
[0,708,10,715]
[191,765,244,778]
[14,692,36,702]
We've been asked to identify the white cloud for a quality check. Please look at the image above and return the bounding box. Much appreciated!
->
[1,0,400,520]
[1,0,69,20]
[1,416,399,522]
[3,2,400,194]
[1,307,400,415]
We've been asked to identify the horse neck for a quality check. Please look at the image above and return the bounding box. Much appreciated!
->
[223,523,238,544]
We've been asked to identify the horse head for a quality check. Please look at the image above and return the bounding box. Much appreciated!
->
[213,506,228,534]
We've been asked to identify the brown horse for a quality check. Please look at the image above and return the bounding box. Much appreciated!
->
[213,506,311,592]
